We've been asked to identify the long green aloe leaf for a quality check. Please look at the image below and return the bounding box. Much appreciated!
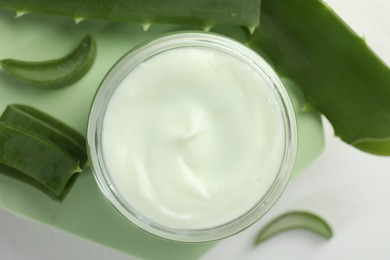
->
[0,0,261,30]
[249,0,390,155]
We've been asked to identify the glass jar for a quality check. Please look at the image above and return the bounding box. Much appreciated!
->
[87,32,297,242]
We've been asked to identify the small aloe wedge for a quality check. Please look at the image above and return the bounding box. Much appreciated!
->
[0,34,96,88]
[0,0,261,31]
[254,211,333,246]
[0,104,88,168]
[249,0,390,155]
[0,122,81,195]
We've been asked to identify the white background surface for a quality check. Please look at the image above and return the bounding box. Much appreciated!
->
[0,0,390,259]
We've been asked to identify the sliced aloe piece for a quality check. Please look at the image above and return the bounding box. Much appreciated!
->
[0,0,260,31]
[254,211,333,246]
[0,34,96,88]
[0,122,81,195]
[0,163,79,201]
[0,104,87,168]
[249,0,390,155]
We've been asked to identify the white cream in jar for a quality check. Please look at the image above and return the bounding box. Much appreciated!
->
[88,33,296,242]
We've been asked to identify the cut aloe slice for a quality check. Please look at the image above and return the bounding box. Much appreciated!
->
[0,104,87,168]
[255,211,333,245]
[0,34,96,88]
[0,122,81,195]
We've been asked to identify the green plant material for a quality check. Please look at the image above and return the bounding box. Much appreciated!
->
[1,0,389,157]
[0,104,88,168]
[0,34,96,88]
[248,0,390,156]
[0,104,87,198]
[254,211,333,246]
[0,163,79,201]
[0,0,261,31]
[0,122,81,195]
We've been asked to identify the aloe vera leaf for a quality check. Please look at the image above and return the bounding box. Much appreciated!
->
[249,0,390,155]
[0,104,87,168]
[0,34,96,88]
[254,211,333,246]
[0,163,79,201]
[0,0,260,31]
[0,122,81,195]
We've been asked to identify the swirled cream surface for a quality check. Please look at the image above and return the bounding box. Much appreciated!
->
[102,47,285,229]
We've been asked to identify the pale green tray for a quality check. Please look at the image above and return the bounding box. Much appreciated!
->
[0,10,324,260]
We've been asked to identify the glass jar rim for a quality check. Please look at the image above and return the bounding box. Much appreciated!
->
[87,32,297,243]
